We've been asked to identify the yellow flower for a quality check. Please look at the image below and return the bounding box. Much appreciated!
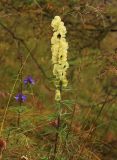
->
[51,33,60,44]
[62,79,68,87]
[61,62,69,70]
[51,16,61,31]
[59,39,68,50]
[52,55,58,64]
[55,89,61,101]
[58,53,67,63]
[51,43,59,52]
[58,23,67,36]
[54,80,60,88]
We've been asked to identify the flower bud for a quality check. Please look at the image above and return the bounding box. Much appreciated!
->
[55,89,61,101]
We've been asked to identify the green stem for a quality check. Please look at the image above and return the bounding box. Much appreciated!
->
[52,82,62,160]
[53,113,60,160]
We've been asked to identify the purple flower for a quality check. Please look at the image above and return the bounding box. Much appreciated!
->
[24,76,35,85]
[15,93,26,102]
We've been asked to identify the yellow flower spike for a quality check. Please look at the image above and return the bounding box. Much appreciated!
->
[51,16,69,101]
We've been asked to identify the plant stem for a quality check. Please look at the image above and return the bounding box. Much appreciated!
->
[30,85,35,123]
[60,97,77,159]
[53,114,60,160]
[52,82,62,160]
[17,42,23,127]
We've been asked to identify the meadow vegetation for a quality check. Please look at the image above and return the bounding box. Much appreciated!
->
[0,0,117,159]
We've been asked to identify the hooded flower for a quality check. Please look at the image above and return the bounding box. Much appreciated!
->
[51,16,61,31]
[55,89,61,101]
[15,93,26,102]
[24,76,35,85]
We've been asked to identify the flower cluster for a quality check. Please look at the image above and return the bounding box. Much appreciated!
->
[51,16,69,101]
[15,76,35,103]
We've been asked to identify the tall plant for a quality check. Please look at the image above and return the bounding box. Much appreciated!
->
[51,16,69,159]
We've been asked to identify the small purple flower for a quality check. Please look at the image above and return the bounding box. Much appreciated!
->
[15,93,26,102]
[24,76,35,85]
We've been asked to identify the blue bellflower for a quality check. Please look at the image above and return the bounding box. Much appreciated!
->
[24,76,35,85]
[15,93,26,102]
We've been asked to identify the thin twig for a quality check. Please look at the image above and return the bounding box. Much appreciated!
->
[17,42,23,127]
